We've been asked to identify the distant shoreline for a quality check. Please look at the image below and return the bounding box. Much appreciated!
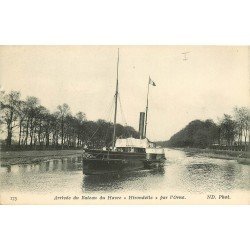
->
[173,147,250,165]
[0,149,83,167]
[1,147,249,167]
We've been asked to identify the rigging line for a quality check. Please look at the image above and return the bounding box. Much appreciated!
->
[102,93,118,147]
[103,99,115,145]
[92,110,116,156]
[118,95,133,148]
[118,95,130,139]
[85,95,116,144]
[103,84,132,149]
[103,95,116,121]
[107,99,115,123]
[94,94,115,151]
[92,138,115,159]
[105,95,116,123]
[105,94,119,148]
[97,93,118,151]
[118,95,127,125]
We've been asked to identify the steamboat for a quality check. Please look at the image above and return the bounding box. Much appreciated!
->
[82,49,165,175]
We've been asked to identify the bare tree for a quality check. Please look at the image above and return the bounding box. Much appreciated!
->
[0,88,6,136]
[23,96,40,147]
[220,114,237,146]
[1,89,140,151]
[35,105,49,146]
[2,91,21,147]
[242,108,250,150]
[75,111,86,146]
[234,107,250,150]
[57,103,70,148]
[17,100,27,146]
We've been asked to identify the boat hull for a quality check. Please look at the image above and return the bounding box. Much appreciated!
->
[83,158,142,175]
[82,149,165,175]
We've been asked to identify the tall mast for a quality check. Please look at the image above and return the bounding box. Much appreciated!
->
[112,49,119,149]
[144,76,150,138]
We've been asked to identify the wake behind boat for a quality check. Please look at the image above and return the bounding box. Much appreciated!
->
[82,49,166,175]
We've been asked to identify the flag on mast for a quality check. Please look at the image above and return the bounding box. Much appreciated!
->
[149,77,156,86]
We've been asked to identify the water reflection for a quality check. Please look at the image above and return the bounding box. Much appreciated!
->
[82,168,165,193]
[0,156,82,174]
[0,149,249,195]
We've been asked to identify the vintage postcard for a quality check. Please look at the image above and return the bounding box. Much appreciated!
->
[0,45,249,204]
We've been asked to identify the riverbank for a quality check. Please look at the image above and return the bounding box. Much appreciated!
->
[0,149,83,167]
[177,147,250,165]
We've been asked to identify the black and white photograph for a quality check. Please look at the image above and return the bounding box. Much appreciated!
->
[1,1,249,250]
[0,45,249,204]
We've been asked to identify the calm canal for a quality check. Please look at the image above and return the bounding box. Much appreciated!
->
[0,149,249,195]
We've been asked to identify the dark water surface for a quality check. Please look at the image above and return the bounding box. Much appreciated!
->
[0,149,249,195]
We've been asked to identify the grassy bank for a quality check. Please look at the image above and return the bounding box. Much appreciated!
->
[178,147,250,165]
[0,149,83,167]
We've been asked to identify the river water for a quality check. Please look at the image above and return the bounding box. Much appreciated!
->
[0,149,249,197]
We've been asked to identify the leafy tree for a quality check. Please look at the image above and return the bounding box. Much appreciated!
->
[168,119,222,148]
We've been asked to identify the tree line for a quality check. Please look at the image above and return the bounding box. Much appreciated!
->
[0,90,139,150]
[158,107,249,151]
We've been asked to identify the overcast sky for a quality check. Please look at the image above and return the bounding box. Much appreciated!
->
[0,46,249,141]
